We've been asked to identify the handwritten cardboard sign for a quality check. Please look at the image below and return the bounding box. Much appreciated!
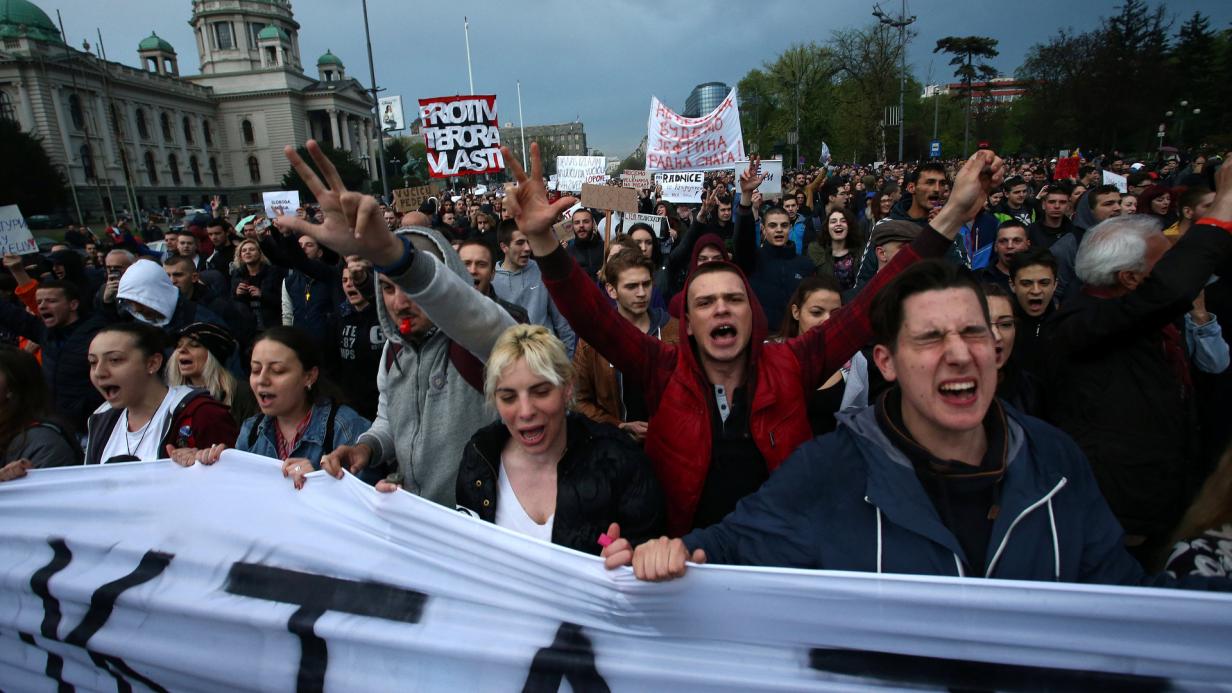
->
[581,184,639,213]
[733,159,784,199]
[392,186,436,214]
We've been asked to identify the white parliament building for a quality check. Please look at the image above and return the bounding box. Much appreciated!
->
[0,0,378,218]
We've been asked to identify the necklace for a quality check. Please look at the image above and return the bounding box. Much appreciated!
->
[123,408,158,458]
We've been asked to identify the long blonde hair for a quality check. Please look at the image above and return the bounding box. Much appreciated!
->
[167,342,238,407]
[483,324,573,405]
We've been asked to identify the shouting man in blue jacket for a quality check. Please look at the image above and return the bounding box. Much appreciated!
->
[602,207,1229,589]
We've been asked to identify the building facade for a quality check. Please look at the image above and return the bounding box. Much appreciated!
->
[0,0,377,220]
[497,121,588,157]
[683,82,729,118]
[922,77,1028,106]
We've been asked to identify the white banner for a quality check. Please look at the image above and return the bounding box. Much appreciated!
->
[556,156,607,192]
[654,172,704,203]
[646,87,744,172]
[733,159,784,199]
[607,212,668,237]
[1,454,1231,691]
[1102,169,1128,193]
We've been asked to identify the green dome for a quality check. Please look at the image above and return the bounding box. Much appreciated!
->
[138,31,174,53]
[257,24,289,41]
[317,49,343,68]
[0,0,63,44]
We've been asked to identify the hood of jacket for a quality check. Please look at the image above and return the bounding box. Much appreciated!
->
[835,395,1025,474]
[888,196,928,225]
[116,259,179,323]
[1071,191,1098,231]
[676,258,769,379]
[48,249,89,288]
[374,226,468,348]
[690,232,730,267]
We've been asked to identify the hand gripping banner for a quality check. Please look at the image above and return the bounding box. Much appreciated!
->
[1,452,1230,691]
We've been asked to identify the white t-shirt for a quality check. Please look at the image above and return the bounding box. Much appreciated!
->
[97,386,196,463]
[494,463,554,542]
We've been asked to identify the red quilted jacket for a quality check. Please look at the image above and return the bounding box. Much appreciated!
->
[538,227,951,534]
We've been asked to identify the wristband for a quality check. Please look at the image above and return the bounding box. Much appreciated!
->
[1195,217,1232,234]
[374,236,415,275]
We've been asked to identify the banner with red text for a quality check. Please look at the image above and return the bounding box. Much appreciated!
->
[646,87,745,172]
[418,94,503,178]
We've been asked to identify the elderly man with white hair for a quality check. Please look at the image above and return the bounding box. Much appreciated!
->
[1043,164,1232,568]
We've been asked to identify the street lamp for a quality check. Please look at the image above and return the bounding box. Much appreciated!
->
[873,0,916,163]
[1165,100,1201,149]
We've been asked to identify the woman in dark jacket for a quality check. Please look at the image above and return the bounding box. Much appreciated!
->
[229,238,285,331]
[0,346,80,468]
[455,324,665,555]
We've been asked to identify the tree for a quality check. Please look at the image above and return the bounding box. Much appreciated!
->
[829,23,911,162]
[737,43,835,162]
[280,144,369,202]
[934,36,999,157]
[1172,12,1216,145]
[0,118,68,214]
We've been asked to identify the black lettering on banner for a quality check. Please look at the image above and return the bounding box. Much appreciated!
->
[522,622,610,693]
[807,648,1169,692]
[225,562,428,693]
[24,538,174,692]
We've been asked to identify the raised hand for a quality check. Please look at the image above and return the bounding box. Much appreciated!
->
[501,143,578,258]
[932,150,1005,240]
[279,140,404,266]
[739,155,767,201]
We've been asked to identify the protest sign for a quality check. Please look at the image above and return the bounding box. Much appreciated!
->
[557,156,607,192]
[379,95,406,132]
[1054,157,1080,181]
[621,169,651,189]
[646,86,745,172]
[0,204,37,255]
[581,184,639,213]
[261,190,300,219]
[418,94,503,177]
[473,184,488,196]
[733,159,784,199]
[1,454,1230,691]
[607,211,668,237]
[654,171,705,203]
[548,175,559,191]
[392,185,436,213]
[1102,170,1128,193]
[552,218,574,244]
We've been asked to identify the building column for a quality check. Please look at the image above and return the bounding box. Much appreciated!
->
[328,108,340,149]
[341,113,352,152]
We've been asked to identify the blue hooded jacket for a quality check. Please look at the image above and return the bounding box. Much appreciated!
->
[684,402,1230,589]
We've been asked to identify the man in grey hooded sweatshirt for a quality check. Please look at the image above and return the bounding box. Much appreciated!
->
[318,225,516,507]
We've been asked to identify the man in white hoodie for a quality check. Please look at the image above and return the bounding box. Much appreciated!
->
[113,259,224,334]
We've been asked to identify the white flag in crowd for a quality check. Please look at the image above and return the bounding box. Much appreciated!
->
[1,454,1230,691]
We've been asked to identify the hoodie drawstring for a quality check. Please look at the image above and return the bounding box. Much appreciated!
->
[1047,497,1060,581]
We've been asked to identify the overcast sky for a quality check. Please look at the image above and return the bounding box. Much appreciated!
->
[47,0,1232,157]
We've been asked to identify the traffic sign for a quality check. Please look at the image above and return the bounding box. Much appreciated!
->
[929,140,941,158]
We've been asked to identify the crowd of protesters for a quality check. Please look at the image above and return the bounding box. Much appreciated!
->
[2,136,1231,592]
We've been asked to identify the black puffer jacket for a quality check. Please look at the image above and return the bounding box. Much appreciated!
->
[456,413,666,554]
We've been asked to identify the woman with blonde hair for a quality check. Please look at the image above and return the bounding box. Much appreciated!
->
[450,324,665,553]
[229,237,284,330]
[167,322,256,423]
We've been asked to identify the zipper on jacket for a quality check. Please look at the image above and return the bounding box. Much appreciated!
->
[984,477,1069,578]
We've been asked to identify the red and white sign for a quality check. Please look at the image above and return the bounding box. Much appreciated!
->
[646,87,745,173]
[417,95,503,178]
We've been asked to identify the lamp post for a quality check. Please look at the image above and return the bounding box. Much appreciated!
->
[361,0,389,201]
[873,0,915,163]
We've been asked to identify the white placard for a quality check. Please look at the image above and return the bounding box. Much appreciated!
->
[1102,170,1128,193]
[733,159,784,199]
[608,211,668,237]
[654,172,705,203]
[262,190,301,220]
[646,87,745,172]
[379,95,406,132]
[0,454,1229,690]
[557,156,607,192]
[0,204,36,255]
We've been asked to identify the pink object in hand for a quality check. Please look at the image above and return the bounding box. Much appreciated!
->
[597,534,614,548]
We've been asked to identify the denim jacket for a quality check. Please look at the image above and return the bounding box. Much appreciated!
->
[236,399,370,467]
